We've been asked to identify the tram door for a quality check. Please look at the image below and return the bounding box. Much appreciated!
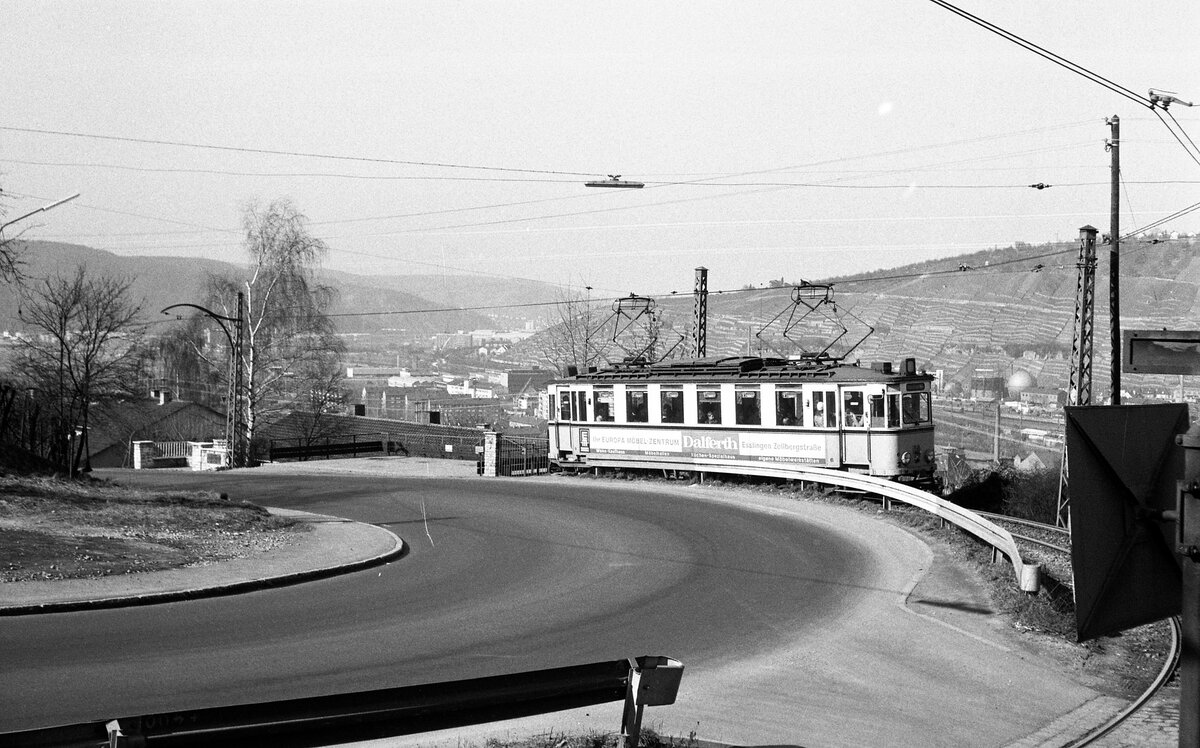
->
[841,387,870,468]
[554,390,589,456]
[810,387,840,466]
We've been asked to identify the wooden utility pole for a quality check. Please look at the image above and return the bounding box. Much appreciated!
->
[1108,115,1121,405]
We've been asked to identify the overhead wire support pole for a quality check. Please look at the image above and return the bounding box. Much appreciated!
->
[692,267,708,358]
[1057,225,1098,527]
[1108,116,1121,406]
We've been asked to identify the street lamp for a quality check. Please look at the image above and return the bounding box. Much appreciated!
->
[0,193,81,234]
[585,175,644,188]
[161,292,247,468]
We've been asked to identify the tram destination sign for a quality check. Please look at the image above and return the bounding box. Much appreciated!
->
[1123,329,1200,375]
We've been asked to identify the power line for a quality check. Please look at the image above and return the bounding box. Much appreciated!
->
[927,0,1152,109]
[0,158,582,183]
[0,124,602,177]
[927,1,1200,168]
[1151,107,1200,169]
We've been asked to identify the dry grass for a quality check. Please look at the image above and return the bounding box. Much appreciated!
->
[0,475,303,582]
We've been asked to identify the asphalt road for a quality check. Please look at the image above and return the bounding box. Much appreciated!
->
[0,471,1099,747]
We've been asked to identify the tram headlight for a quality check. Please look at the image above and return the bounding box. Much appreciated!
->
[900,451,913,466]
[925,449,936,464]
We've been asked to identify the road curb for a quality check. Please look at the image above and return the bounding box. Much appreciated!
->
[0,519,407,617]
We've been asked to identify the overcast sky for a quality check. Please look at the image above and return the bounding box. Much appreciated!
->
[2,1,1198,297]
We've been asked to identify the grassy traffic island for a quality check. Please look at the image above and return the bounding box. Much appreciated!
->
[0,474,303,584]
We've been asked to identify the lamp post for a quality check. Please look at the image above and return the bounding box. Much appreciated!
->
[161,292,246,468]
[584,175,644,188]
[0,192,81,234]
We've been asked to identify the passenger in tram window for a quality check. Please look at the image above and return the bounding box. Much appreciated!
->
[735,390,761,425]
[594,390,614,421]
[844,392,865,428]
[627,391,649,422]
[812,399,826,428]
[661,391,683,423]
[776,393,799,426]
[697,390,721,424]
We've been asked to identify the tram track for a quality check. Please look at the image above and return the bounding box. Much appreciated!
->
[967,511,1180,747]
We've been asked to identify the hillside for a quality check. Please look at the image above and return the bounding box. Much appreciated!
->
[510,236,1200,396]
[0,242,497,336]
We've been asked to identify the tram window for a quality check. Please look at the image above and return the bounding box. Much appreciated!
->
[887,394,900,428]
[869,395,886,428]
[559,392,571,420]
[776,391,800,426]
[626,389,648,423]
[660,390,684,423]
[902,392,931,425]
[812,391,837,428]
[697,389,722,424]
[574,391,588,421]
[735,389,760,425]
[594,389,614,421]
[843,391,866,428]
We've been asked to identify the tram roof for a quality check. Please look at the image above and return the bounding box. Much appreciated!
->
[557,356,932,384]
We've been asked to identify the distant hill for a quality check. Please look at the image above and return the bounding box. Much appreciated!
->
[508,235,1200,396]
[8,236,1199,397]
[0,242,526,335]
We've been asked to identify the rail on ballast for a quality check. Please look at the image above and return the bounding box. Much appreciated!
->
[615,460,1042,593]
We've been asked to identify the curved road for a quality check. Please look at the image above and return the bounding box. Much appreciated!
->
[0,471,1099,747]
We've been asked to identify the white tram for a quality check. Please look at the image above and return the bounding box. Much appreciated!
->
[547,355,938,486]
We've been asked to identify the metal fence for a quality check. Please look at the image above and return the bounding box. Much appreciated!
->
[154,441,191,459]
[496,434,550,476]
[266,433,485,463]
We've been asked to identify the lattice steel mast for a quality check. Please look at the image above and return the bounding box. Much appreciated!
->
[692,266,708,358]
[1057,225,1098,527]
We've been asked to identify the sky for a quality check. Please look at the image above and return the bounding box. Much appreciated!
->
[2,1,1199,298]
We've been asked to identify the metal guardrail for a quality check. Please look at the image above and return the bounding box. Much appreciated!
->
[3,656,683,748]
[662,461,1043,592]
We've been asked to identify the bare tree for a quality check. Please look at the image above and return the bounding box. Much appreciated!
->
[0,188,25,283]
[538,287,610,375]
[15,266,146,473]
[292,350,350,449]
[202,198,344,458]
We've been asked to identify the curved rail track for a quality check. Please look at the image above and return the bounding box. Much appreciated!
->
[813,486,1178,744]
[968,512,1179,746]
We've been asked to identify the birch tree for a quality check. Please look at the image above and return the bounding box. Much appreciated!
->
[204,198,343,458]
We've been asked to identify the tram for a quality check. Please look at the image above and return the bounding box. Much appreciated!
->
[547,355,937,486]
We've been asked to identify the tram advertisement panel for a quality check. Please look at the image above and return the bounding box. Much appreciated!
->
[584,427,829,464]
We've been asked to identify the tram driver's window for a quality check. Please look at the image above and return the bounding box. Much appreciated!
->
[887,394,900,428]
[660,389,684,423]
[626,389,648,423]
[697,389,722,424]
[902,392,931,425]
[594,389,614,421]
[776,391,800,426]
[843,391,866,428]
[559,392,571,420]
[735,389,761,425]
